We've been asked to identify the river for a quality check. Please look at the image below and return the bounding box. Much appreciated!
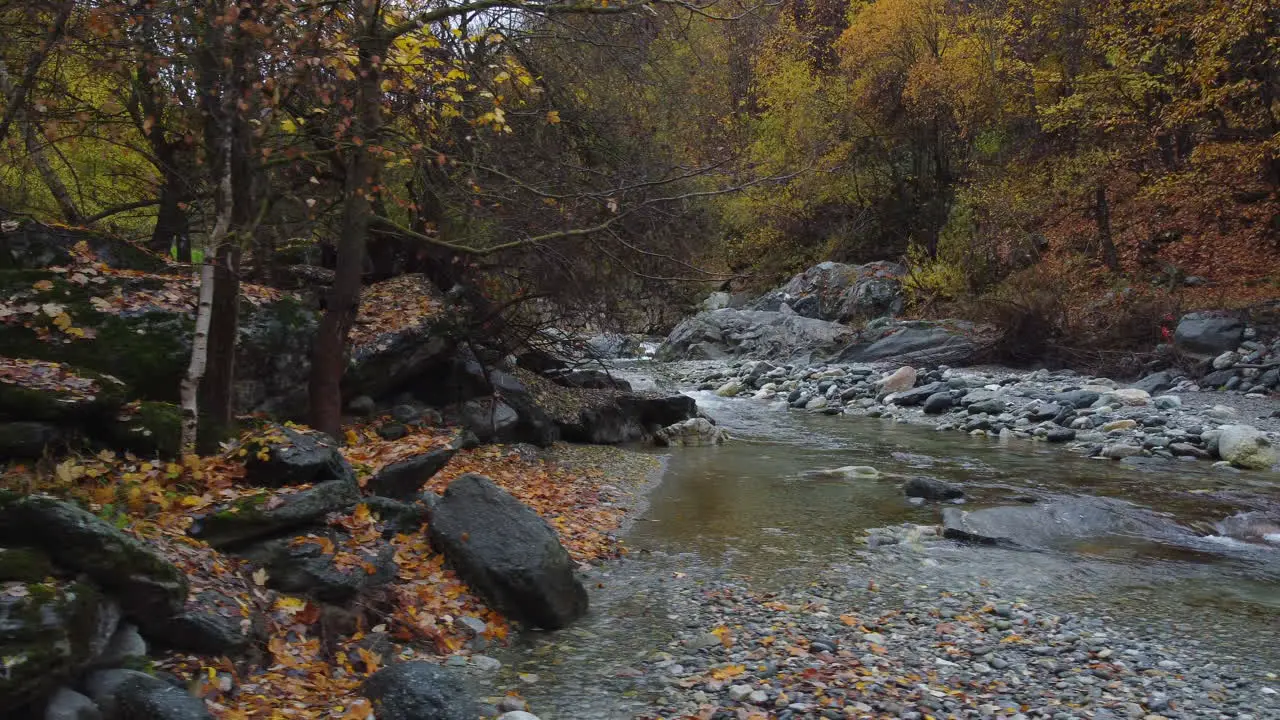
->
[474,372,1280,718]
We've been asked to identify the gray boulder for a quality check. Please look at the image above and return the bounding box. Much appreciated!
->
[659,309,856,363]
[0,421,64,459]
[547,369,632,391]
[428,475,587,629]
[1174,312,1244,358]
[942,497,1187,548]
[458,397,519,443]
[839,321,978,366]
[241,425,354,488]
[653,417,729,446]
[558,394,698,445]
[238,534,398,604]
[1217,425,1276,470]
[144,590,252,657]
[44,687,102,720]
[361,662,477,720]
[85,668,212,720]
[750,261,905,322]
[887,381,948,407]
[366,447,456,500]
[1131,371,1175,394]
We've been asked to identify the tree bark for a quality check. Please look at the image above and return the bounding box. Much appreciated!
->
[1096,183,1119,271]
[309,15,385,438]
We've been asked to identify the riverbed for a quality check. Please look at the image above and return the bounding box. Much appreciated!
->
[474,370,1280,718]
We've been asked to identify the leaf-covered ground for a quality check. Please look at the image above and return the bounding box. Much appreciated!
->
[1,419,657,719]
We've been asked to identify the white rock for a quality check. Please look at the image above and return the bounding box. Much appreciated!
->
[498,713,541,720]
[1212,351,1240,370]
[1217,425,1277,470]
[1153,395,1181,410]
[728,684,753,701]
[1207,404,1239,420]
[715,379,745,397]
[878,366,917,395]
[1109,388,1151,406]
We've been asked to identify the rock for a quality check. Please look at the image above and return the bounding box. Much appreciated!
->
[0,493,187,621]
[1108,388,1151,406]
[360,496,431,536]
[347,395,377,417]
[1053,390,1100,409]
[85,668,212,720]
[1045,428,1076,443]
[878,366,917,395]
[144,590,252,656]
[547,369,631,391]
[922,392,954,414]
[942,497,1188,548]
[659,309,856,363]
[497,713,540,720]
[1201,368,1239,388]
[366,447,456,500]
[585,334,641,359]
[750,261,906,322]
[653,417,729,447]
[1174,312,1244,358]
[457,397,519,443]
[97,623,147,667]
[559,394,697,445]
[241,425,354,488]
[0,581,118,714]
[839,320,979,366]
[0,421,64,458]
[103,401,183,459]
[44,687,102,720]
[1207,404,1239,420]
[361,662,477,720]
[888,381,948,407]
[1101,419,1137,432]
[805,466,880,479]
[427,474,587,629]
[903,477,963,501]
[1213,512,1280,545]
[1217,425,1277,470]
[1153,395,1182,410]
[189,479,360,549]
[1169,442,1209,459]
[967,399,1007,415]
[376,423,408,441]
[715,379,745,397]
[0,547,55,582]
[1212,351,1241,370]
[1132,371,1175,394]
[239,534,398,603]
[1101,444,1143,460]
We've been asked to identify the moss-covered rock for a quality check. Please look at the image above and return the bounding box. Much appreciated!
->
[0,494,188,622]
[103,401,183,459]
[0,580,120,714]
[0,547,55,582]
[0,362,128,423]
[0,421,66,458]
[189,479,359,549]
[241,424,355,487]
[0,221,168,273]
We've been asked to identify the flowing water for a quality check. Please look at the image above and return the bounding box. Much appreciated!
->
[475,372,1280,717]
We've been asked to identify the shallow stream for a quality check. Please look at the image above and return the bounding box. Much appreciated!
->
[476,375,1280,718]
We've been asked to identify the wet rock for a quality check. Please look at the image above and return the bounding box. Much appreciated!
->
[839,321,978,366]
[715,379,746,397]
[458,397,520,443]
[559,394,697,445]
[548,369,632,391]
[1045,428,1076,443]
[903,477,963,501]
[1217,425,1276,470]
[97,623,147,667]
[941,497,1187,548]
[427,474,587,629]
[1053,390,1100,409]
[366,447,456,500]
[653,417,729,447]
[189,479,360,549]
[888,382,949,407]
[659,309,856,363]
[85,668,212,720]
[361,661,477,720]
[1132,371,1175,394]
[1200,368,1239,388]
[241,425,353,488]
[0,493,187,621]
[1101,444,1143,460]
[144,590,252,657]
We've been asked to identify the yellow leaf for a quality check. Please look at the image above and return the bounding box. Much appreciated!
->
[710,664,745,680]
[546,110,561,125]
[275,596,307,614]
[33,279,54,291]
[280,117,299,133]
[345,429,360,445]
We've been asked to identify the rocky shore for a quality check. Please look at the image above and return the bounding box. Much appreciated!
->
[676,360,1279,473]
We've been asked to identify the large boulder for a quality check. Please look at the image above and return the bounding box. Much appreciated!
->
[144,590,253,657]
[84,668,212,720]
[427,475,587,629]
[1173,311,1244,358]
[0,421,64,458]
[241,425,354,488]
[188,479,360,549]
[750,261,905,322]
[659,309,856,363]
[839,320,978,365]
[1217,425,1276,470]
[0,221,167,273]
[0,493,187,621]
[361,662,477,720]
[558,394,698,445]
[366,447,456,500]
[0,581,119,713]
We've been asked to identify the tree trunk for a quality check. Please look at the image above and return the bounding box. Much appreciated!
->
[1096,183,1119,272]
[23,117,83,224]
[197,244,240,452]
[182,153,232,454]
[308,22,385,438]
[150,167,190,258]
